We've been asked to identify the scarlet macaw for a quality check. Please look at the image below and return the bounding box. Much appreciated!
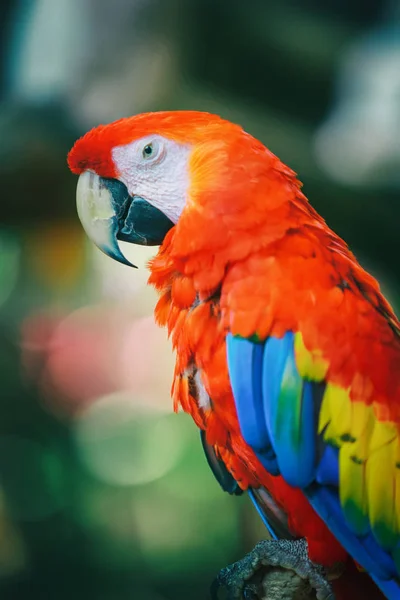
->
[68,112,400,599]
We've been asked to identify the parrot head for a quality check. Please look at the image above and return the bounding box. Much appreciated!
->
[68,111,295,267]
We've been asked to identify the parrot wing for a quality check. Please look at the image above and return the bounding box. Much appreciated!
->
[223,236,400,599]
[227,331,400,598]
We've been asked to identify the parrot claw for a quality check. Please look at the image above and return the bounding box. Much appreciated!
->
[211,539,335,600]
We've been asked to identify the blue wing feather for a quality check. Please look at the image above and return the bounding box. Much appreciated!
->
[263,333,316,487]
[262,334,292,443]
[248,489,278,540]
[316,445,339,486]
[227,337,270,450]
[248,487,296,541]
[227,336,279,475]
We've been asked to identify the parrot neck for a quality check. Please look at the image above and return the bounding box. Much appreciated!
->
[151,206,333,293]
[148,158,358,334]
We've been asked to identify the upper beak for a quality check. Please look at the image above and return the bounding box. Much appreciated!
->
[76,171,174,267]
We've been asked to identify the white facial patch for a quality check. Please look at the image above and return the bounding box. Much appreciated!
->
[112,134,192,224]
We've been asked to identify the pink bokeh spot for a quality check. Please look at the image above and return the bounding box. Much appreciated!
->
[119,316,173,410]
[21,306,174,417]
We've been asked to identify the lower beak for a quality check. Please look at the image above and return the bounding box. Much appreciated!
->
[76,171,174,267]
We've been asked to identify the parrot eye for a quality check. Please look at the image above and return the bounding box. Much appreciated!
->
[143,144,154,158]
[142,140,161,162]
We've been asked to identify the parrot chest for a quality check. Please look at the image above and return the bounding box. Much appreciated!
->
[169,291,234,425]
[166,287,262,488]
[150,261,235,434]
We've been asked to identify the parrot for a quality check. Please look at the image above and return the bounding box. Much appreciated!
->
[68,111,400,600]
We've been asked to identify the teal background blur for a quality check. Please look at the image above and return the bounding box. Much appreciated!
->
[0,1,399,599]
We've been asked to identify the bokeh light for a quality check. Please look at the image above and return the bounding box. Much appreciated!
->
[74,395,188,486]
[0,231,20,308]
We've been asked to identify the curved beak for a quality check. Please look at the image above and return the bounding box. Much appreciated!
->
[76,171,174,267]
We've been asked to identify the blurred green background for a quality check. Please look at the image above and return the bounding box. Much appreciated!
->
[0,0,399,598]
